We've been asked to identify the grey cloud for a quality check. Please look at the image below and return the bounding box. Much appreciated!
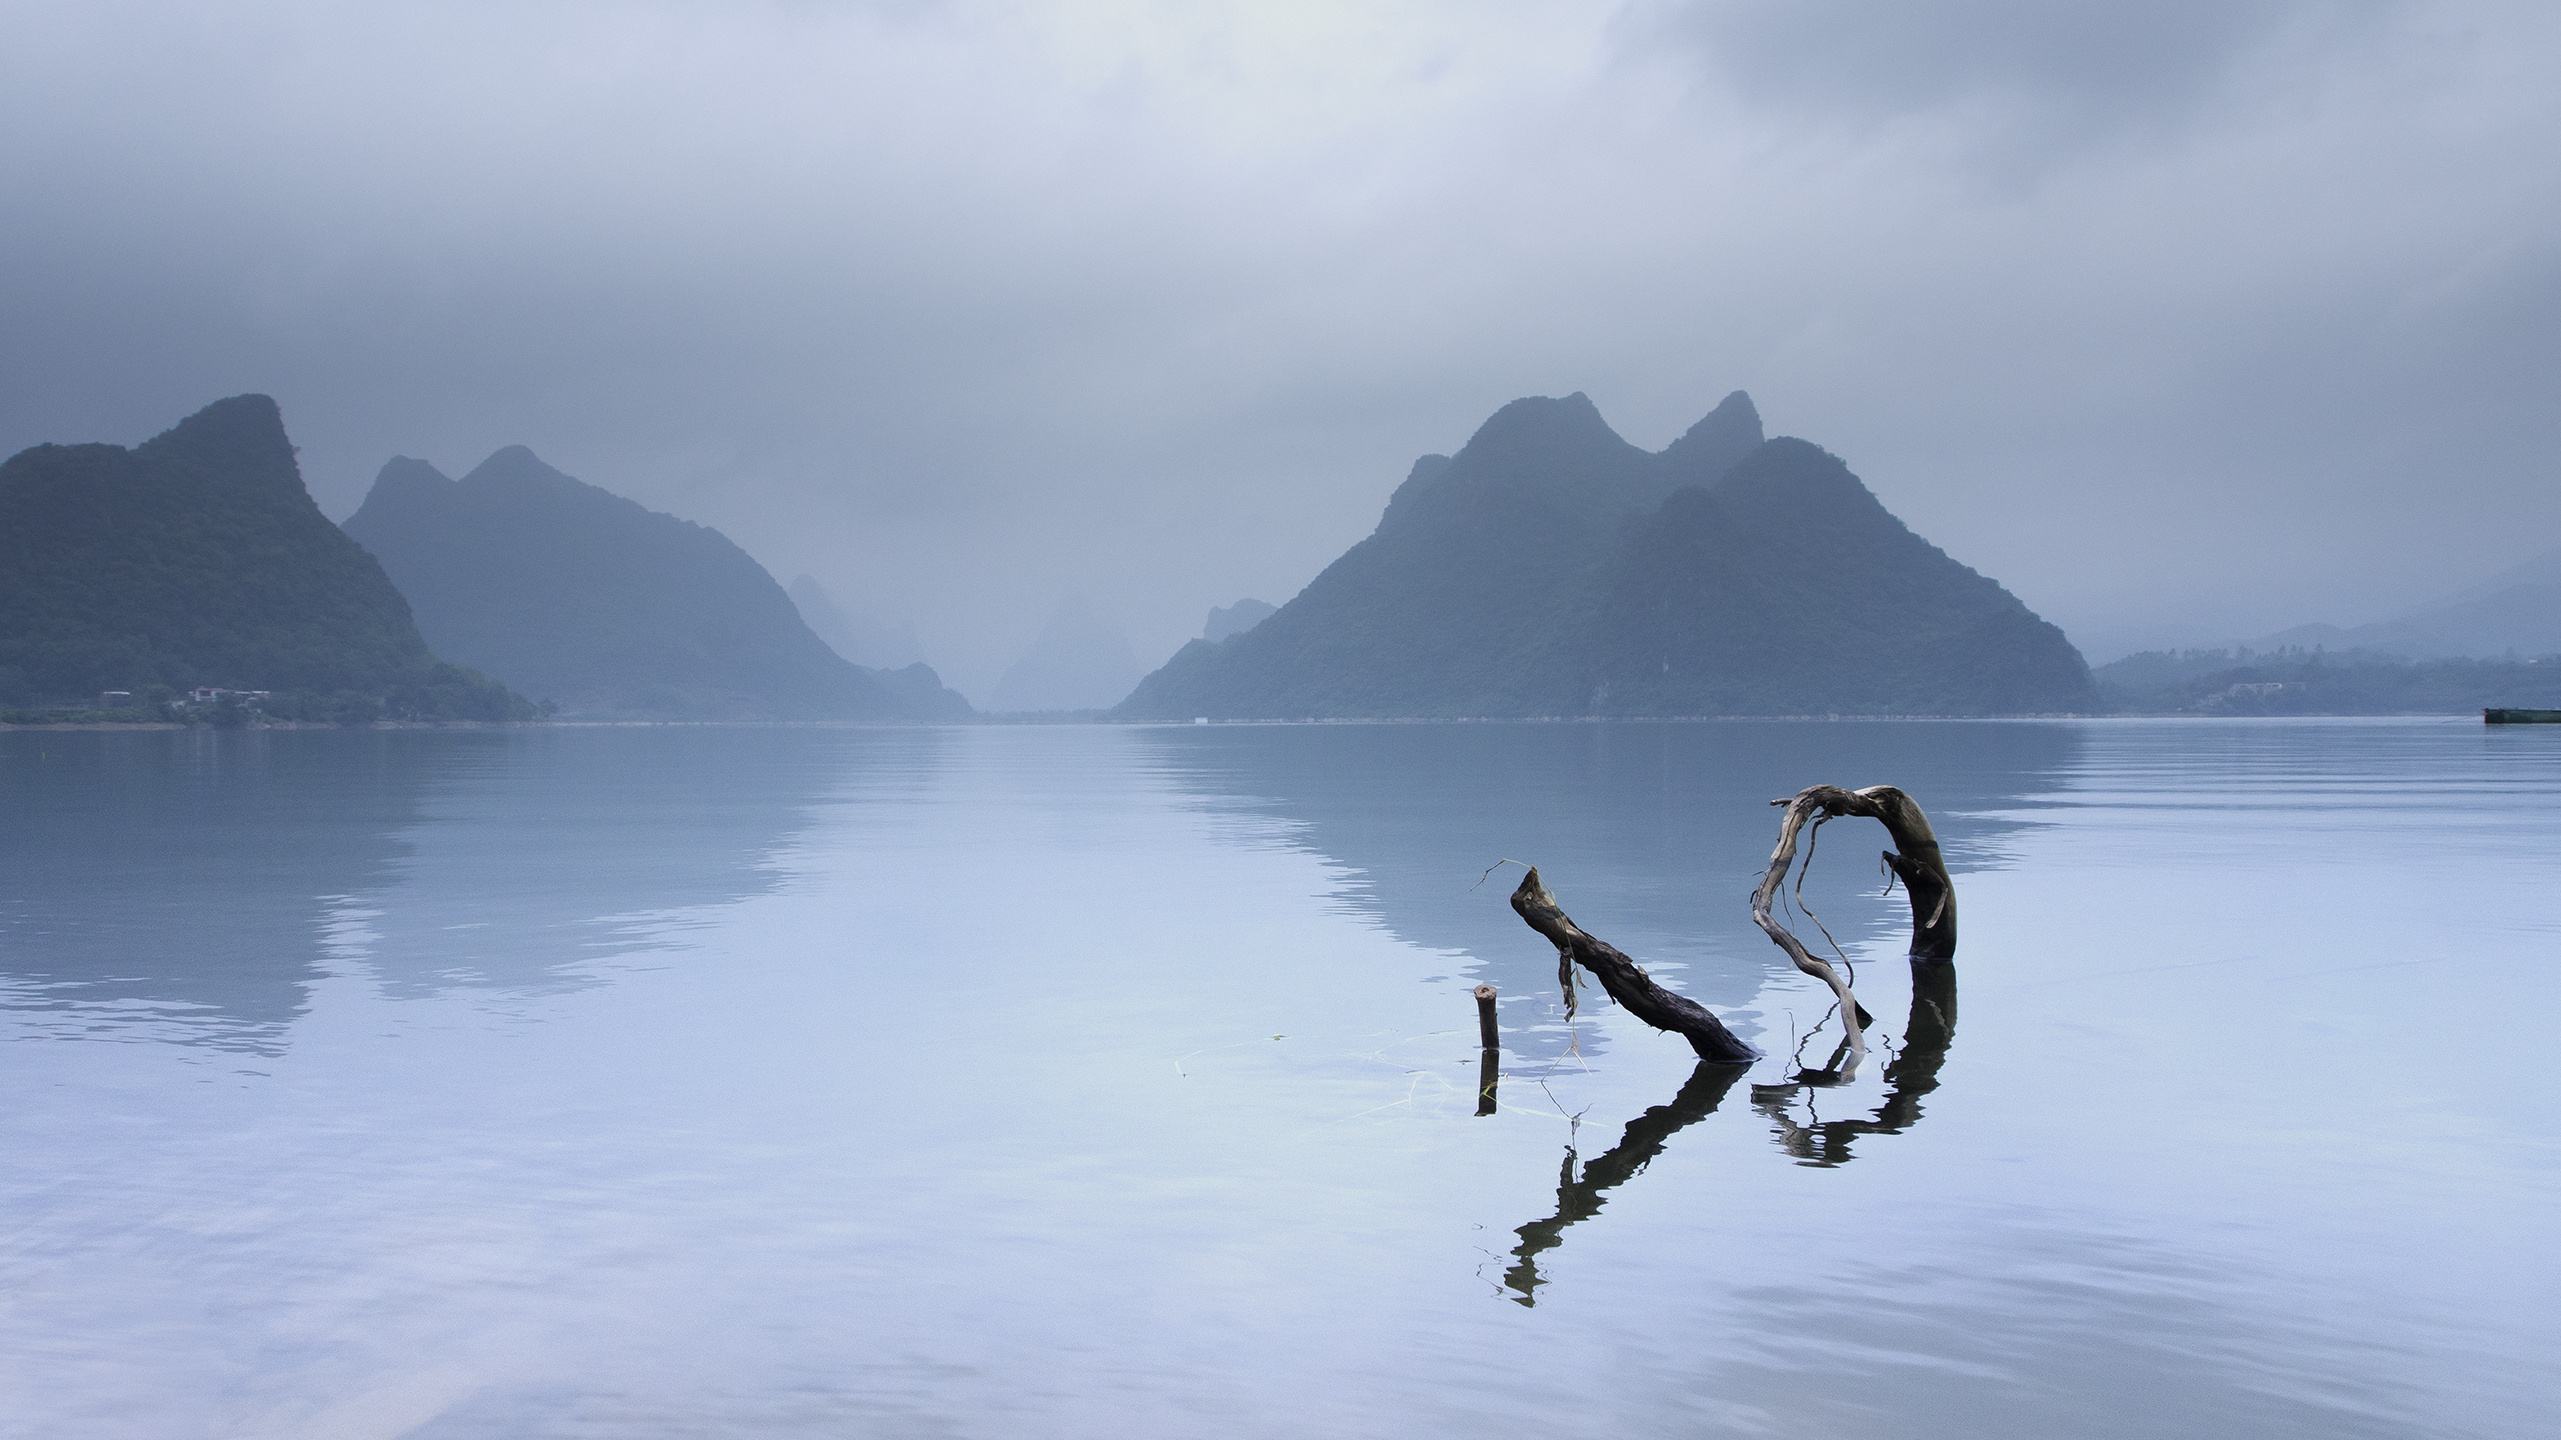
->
[1623,1,2397,160]
[4,1,2557,683]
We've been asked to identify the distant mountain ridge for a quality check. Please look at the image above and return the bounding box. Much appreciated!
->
[2095,646,2561,715]
[0,395,524,718]
[1119,390,2092,719]
[1203,598,1276,643]
[2242,544,2561,660]
[344,448,968,720]
[787,574,927,670]
[987,596,1145,713]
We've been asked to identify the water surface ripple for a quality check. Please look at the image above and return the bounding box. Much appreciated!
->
[1,719,2552,1437]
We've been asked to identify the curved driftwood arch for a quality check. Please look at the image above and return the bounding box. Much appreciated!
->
[1500,787,1951,1069]
[1752,784,1958,1068]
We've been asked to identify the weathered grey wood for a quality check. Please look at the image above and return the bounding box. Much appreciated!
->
[1751,784,1958,1068]
[1473,983,1500,1052]
[1508,867,1759,1063]
[1765,783,1956,960]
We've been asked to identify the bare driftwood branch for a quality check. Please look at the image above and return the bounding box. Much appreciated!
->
[1509,867,1759,1063]
[1752,784,1959,1070]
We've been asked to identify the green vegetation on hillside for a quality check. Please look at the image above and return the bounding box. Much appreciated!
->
[0,396,530,722]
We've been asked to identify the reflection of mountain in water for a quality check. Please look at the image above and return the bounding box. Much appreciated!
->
[0,727,899,1053]
[0,730,435,1053]
[353,727,928,1001]
[348,727,932,999]
[1137,722,2076,1057]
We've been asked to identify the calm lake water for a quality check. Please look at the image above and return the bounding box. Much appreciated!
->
[2,719,2555,1437]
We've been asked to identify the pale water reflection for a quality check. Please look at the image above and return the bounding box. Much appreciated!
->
[0,728,914,1049]
[1130,720,2077,1061]
[0,720,2553,1437]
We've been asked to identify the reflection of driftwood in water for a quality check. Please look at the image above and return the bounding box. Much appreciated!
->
[1503,1060,1747,1305]
[1508,867,1758,1063]
[1752,784,1959,1071]
[1752,960,1957,1168]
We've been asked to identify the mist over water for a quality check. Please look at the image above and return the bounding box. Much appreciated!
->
[10,5,2559,670]
[4,720,2553,1436]
[10,7,2558,1434]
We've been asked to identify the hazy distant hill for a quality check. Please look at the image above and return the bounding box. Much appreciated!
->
[2096,646,2561,714]
[2246,545,2561,660]
[1203,598,1276,643]
[787,573,927,670]
[0,395,524,719]
[987,597,1145,713]
[344,449,968,720]
[1119,391,2091,719]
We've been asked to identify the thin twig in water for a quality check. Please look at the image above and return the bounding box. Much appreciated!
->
[1345,1071,1440,1120]
[1171,1037,1265,1077]
[1791,816,1856,986]
[1535,1077,1588,1123]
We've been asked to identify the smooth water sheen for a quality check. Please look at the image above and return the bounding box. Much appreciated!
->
[2,720,2555,1437]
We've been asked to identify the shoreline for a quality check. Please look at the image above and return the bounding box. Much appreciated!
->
[0,710,2513,734]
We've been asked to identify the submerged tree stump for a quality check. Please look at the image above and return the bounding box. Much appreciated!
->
[1751,784,1959,1068]
[1508,867,1759,1063]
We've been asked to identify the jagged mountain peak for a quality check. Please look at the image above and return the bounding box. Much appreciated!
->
[1383,392,1654,535]
[1456,391,1632,466]
[1204,598,1277,643]
[1118,385,2092,719]
[344,454,967,720]
[135,394,298,488]
[1,395,523,715]
[371,455,453,493]
[460,444,580,490]
[1691,388,1759,431]
[1662,390,1763,479]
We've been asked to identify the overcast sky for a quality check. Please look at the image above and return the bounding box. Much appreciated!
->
[6,0,2556,689]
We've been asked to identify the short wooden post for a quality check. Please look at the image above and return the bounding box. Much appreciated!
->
[1474,983,1501,1116]
[1474,983,1500,1051]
